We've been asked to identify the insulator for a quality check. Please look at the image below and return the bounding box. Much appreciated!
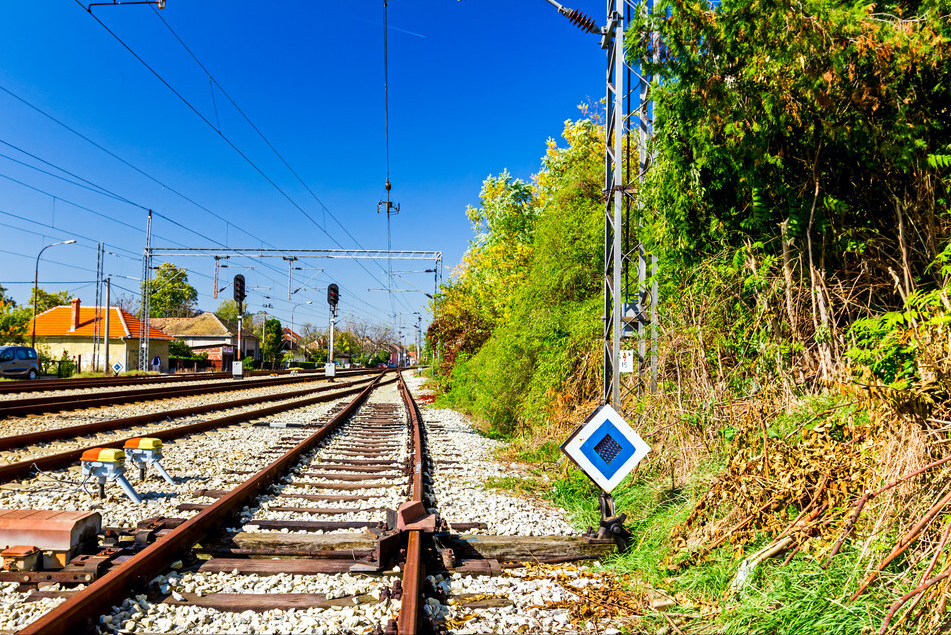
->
[566,8,599,34]
[385,179,392,191]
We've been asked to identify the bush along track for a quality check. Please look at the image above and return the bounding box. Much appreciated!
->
[423,0,951,626]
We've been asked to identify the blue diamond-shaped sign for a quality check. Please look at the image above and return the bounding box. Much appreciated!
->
[579,419,638,481]
[561,404,650,493]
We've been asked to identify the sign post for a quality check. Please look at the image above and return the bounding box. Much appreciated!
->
[561,404,650,548]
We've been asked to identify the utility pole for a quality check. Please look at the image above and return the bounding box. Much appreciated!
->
[546,0,658,551]
[93,243,104,372]
[416,313,422,365]
[546,0,657,411]
[139,210,153,371]
[103,277,111,375]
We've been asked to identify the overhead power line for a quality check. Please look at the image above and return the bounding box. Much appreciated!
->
[147,5,416,318]
[0,82,261,244]
[0,83,365,308]
[75,1,411,314]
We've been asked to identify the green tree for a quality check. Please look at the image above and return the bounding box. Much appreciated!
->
[168,339,193,358]
[0,285,31,344]
[428,119,604,432]
[30,288,70,313]
[634,0,951,302]
[215,299,249,325]
[145,263,198,318]
[260,317,283,366]
[297,323,324,361]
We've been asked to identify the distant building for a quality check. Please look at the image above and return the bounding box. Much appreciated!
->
[30,298,172,372]
[149,312,259,370]
[281,326,306,363]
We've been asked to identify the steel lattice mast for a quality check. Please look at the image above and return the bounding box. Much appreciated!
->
[603,0,658,411]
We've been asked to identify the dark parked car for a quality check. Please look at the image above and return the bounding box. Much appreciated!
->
[0,346,40,380]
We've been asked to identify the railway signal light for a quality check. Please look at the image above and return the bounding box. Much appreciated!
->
[327,283,339,307]
[233,274,246,312]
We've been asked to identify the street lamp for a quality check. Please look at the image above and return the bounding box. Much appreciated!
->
[290,300,312,363]
[258,306,272,368]
[290,300,312,335]
[31,240,77,348]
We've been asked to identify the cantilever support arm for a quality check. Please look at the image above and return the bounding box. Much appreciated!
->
[87,0,165,11]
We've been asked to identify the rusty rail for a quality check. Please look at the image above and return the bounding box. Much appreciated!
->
[397,371,426,635]
[0,372,231,394]
[0,368,376,417]
[0,367,336,395]
[0,373,377,452]
[17,373,393,635]
[0,375,384,484]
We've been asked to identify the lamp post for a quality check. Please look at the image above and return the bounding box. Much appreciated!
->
[290,300,312,365]
[290,301,312,336]
[258,305,272,369]
[31,240,76,349]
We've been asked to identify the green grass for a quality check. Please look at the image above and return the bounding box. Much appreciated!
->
[483,475,538,496]
[532,451,899,634]
[717,554,891,635]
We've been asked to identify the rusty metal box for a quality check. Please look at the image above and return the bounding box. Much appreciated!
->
[0,509,101,569]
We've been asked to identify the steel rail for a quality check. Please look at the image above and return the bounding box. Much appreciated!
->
[0,372,231,394]
[0,374,373,452]
[0,367,327,395]
[396,371,426,635]
[17,373,393,635]
[0,374,385,484]
[0,369,375,417]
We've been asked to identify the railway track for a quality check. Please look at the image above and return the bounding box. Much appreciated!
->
[0,369,375,417]
[0,368,338,396]
[0,373,384,483]
[0,371,621,634]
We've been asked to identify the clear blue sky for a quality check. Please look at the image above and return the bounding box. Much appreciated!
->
[0,0,605,335]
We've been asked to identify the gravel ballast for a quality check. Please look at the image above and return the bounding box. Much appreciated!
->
[1,372,629,634]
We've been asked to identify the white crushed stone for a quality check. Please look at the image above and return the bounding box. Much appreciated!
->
[0,377,373,467]
[98,571,400,634]
[402,373,577,537]
[0,582,73,632]
[433,567,625,634]
[4,372,614,635]
[0,395,348,528]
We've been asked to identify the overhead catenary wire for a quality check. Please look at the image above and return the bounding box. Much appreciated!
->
[0,84,352,310]
[0,83,261,245]
[0,8,426,333]
[0,173,185,248]
[0,144,311,297]
[383,0,392,187]
[382,0,397,321]
[147,6,376,260]
[0,88,408,328]
[74,2,414,315]
[0,210,141,259]
[147,5,418,319]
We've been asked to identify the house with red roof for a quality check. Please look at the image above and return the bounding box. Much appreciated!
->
[150,312,258,370]
[30,298,173,373]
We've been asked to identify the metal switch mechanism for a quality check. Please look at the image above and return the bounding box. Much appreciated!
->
[80,448,142,504]
[1,545,42,572]
[123,437,175,485]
